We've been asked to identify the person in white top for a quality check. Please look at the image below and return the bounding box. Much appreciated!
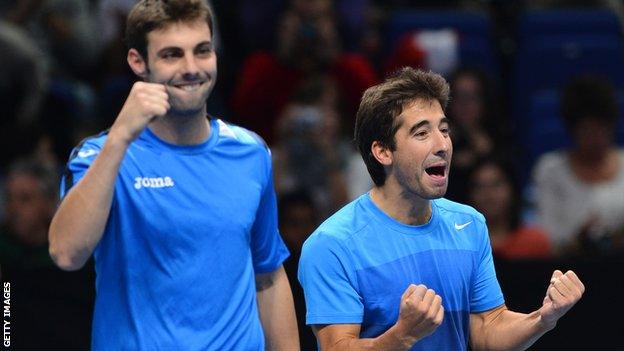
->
[533,75,624,256]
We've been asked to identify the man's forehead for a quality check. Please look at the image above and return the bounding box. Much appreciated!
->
[147,20,212,49]
[398,99,445,123]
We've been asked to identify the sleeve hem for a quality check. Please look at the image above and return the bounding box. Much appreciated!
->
[471,297,506,313]
[253,250,290,274]
[306,314,363,325]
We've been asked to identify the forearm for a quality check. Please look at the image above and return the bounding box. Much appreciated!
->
[49,136,128,270]
[470,309,554,351]
[320,325,419,351]
[318,284,444,351]
[256,266,300,351]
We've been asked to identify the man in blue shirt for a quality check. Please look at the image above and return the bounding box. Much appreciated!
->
[298,68,585,350]
[48,1,299,350]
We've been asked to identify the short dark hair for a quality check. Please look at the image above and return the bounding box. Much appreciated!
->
[125,0,214,60]
[354,67,450,186]
[561,75,619,131]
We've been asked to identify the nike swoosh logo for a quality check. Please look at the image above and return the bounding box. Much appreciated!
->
[454,221,472,230]
[78,149,99,158]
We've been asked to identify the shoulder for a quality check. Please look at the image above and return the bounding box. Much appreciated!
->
[302,199,366,255]
[215,118,271,153]
[66,130,109,163]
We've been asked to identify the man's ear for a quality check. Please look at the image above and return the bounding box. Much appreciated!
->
[127,48,148,78]
[371,141,393,166]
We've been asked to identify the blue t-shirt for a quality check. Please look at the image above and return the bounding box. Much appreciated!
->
[298,194,504,350]
[62,118,290,351]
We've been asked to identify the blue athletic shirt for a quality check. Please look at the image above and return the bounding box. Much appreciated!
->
[298,193,504,350]
[61,118,290,351]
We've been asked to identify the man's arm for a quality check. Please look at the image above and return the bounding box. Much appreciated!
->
[313,323,418,351]
[255,265,300,351]
[48,82,169,270]
[312,284,444,351]
[470,270,585,351]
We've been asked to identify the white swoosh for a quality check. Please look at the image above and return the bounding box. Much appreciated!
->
[454,221,472,230]
[78,149,98,158]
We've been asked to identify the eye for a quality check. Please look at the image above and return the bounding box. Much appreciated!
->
[160,50,182,60]
[414,130,428,138]
[196,44,214,56]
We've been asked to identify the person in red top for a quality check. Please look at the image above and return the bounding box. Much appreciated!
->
[467,158,551,260]
[231,0,377,144]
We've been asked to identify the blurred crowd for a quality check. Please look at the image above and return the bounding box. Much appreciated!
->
[1,0,624,349]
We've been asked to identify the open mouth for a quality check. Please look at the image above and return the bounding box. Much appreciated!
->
[425,165,446,178]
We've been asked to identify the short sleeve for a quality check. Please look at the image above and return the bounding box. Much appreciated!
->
[250,150,289,274]
[60,140,102,199]
[298,233,363,325]
[470,221,505,312]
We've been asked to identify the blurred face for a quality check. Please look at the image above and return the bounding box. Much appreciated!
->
[5,174,54,246]
[450,74,483,127]
[469,164,512,221]
[573,118,615,159]
[144,20,217,117]
[389,99,453,199]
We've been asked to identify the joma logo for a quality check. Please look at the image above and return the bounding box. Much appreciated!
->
[134,176,175,190]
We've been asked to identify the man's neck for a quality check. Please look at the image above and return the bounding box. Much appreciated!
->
[369,185,432,226]
[148,111,210,145]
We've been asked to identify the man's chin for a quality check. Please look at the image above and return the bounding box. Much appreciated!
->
[424,187,447,200]
[168,106,205,117]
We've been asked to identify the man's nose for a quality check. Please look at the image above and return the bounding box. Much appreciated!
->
[182,55,200,75]
[433,129,450,157]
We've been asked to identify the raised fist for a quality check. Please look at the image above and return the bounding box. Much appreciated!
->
[110,82,170,144]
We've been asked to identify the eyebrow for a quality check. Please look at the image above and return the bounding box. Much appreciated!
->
[408,116,449,135]
[156,47,181,56]
[155,41,213,56]
[195,41,213,49]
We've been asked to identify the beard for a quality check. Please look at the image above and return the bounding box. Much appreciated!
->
[395,165,448,201]
[166,89,209,117]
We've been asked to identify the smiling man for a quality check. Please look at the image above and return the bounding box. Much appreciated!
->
[48,1,298,350]
[298,68,585,350]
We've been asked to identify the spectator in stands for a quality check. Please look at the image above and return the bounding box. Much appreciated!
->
[2,0,101,163]
[0,158,57,268]
[0,21,49,170]
[533,76,624,256]
[231,0,377,144]
[0,158,93,350]
[467,158,551,260]
[272,75,354,218]
[445,67,513,203]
